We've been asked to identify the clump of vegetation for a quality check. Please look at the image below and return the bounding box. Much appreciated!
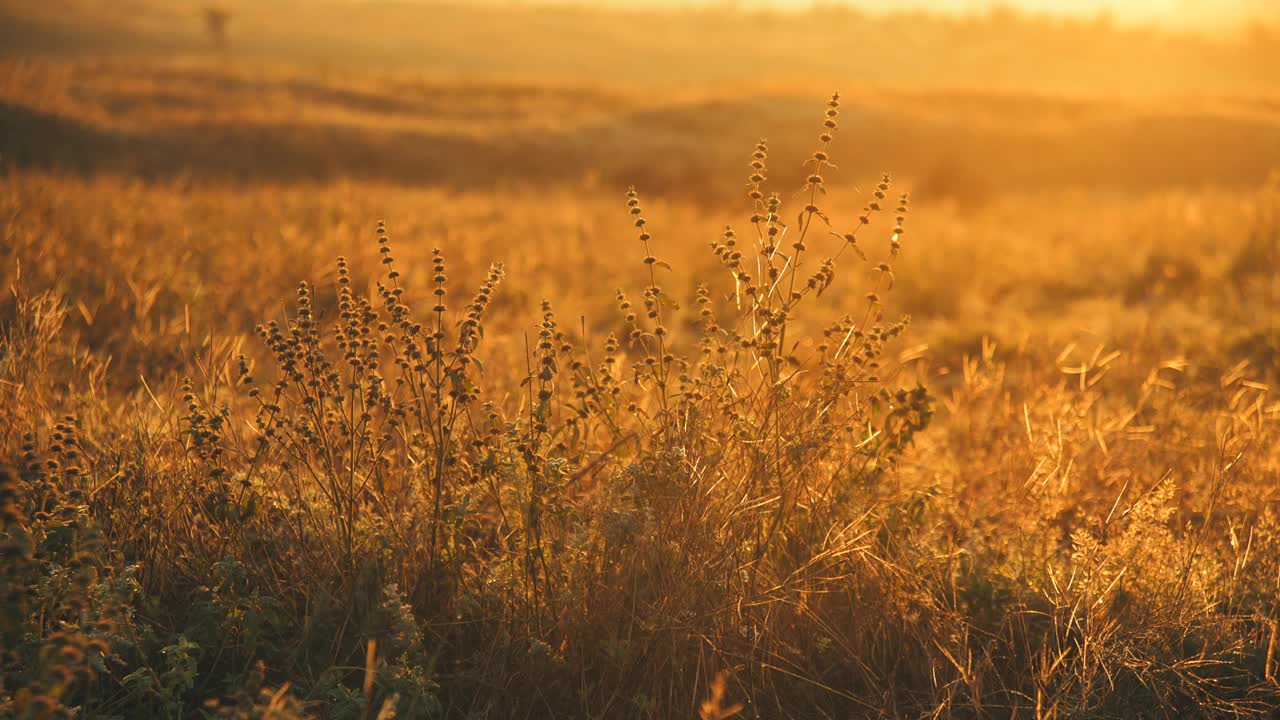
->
[203,6,232,53]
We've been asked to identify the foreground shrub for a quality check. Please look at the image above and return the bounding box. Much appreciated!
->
[165,93,931,715]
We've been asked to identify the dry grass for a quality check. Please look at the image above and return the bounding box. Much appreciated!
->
[3,3,1280,718]
[4,167,1280,718]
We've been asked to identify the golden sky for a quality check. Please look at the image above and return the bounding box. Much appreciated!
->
[596,0,1274,28]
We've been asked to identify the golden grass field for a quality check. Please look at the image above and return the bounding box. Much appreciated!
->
[3,1,1280,718]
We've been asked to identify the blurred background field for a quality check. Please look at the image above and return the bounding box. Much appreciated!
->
[4,1,1280,718]
[4,0,1280,195]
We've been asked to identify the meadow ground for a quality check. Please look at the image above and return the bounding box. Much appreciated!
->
[3,2,1280,718]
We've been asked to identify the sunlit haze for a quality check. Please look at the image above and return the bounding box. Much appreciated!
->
[571,0,1275,29]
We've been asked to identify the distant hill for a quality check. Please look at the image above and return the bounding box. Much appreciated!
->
[3,58,1278,201]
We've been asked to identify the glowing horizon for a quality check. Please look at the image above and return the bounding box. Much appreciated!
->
[542,0,1277,29]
